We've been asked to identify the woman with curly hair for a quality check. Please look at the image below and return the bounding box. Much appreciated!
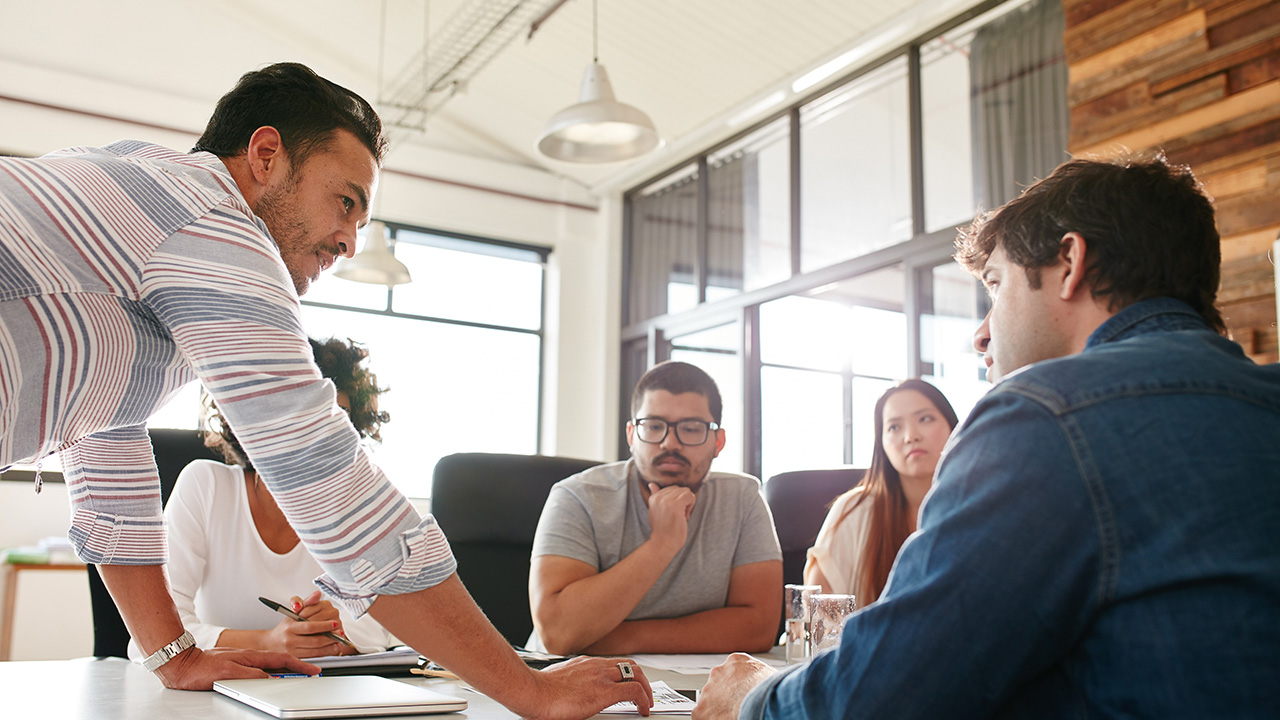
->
[128,337,397,661]
[804,378,959,606]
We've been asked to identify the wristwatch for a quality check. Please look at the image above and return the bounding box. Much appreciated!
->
[142,630,196,673]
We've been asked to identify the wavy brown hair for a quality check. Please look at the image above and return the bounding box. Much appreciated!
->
[203,337,389,471]
[832,379,958,606]
[955,154,1223,332]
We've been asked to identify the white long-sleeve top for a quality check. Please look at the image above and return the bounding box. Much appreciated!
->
[126,460,399,660]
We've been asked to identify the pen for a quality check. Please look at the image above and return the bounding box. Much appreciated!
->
[258,596,358,652]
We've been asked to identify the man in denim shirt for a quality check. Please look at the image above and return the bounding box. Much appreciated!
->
[695,156,1280,719]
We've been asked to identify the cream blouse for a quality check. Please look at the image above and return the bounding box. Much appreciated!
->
[804,487,874,605]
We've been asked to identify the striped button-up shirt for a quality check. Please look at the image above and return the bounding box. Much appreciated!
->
[0,141,455,615]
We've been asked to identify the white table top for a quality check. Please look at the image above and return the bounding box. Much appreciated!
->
[0,656,716,720]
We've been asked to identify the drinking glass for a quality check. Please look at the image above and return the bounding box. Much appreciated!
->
[783,584,822,664]
[808,593,857,654]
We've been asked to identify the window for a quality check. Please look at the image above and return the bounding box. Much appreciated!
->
[708,119,792,295]
[669,323,744,475]
[627,166,699,324]
[800,58,912,272]
[301,225,547,499]
[921,30,977,233]
[920,260,991,421]
[759,268,907,480]
[620,0,1065,481]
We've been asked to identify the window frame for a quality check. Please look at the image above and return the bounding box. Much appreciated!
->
[619,0,1013,478]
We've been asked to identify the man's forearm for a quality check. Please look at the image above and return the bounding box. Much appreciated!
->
[97,564,189,656]
[584,604,778,656]
[369,574,544,715]
[534,540,679,653]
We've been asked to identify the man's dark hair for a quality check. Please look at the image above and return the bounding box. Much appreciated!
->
[955,155,1224,332]
[631,361,723,425]
[193,62,388,169]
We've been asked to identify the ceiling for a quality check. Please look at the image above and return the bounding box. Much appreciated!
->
[1,0,987,195]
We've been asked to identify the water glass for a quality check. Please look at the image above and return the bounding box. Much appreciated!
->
[783,584,821,664]
[808,593,857,654]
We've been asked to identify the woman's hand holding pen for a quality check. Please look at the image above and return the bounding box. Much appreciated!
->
[262,590,356,657]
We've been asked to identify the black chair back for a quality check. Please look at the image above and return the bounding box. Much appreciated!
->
[87,428,223,658]
[430,452,601,646]
[762,468,865,589]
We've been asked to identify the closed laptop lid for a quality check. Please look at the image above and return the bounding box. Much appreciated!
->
[213,676,468,719]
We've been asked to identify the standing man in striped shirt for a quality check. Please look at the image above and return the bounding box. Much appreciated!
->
[0,62,652,719]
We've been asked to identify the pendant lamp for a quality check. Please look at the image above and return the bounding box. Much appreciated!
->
[536,0,659,163]
[334,221,412,287]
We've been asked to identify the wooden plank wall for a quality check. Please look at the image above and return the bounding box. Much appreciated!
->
[1064,0,1279,363]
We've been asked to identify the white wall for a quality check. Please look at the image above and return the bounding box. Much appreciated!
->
[0,482,94,660]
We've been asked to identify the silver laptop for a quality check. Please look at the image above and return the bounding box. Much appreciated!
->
[213,676,468,718]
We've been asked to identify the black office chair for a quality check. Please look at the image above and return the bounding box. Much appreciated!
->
[430,452,601,646]
[763,468,865,589]
[86,428,223,658]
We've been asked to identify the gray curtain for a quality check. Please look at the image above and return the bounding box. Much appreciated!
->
[628,175,698,324]
[707,153,747,296]
[970,0,1069,210]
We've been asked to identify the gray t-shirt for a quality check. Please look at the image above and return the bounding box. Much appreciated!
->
[531,459,782,624]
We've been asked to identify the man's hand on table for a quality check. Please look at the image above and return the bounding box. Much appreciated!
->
[693,653,777,720]
[154,646,319,690]
[530,655,655,720]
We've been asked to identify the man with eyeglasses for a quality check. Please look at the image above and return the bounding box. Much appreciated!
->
[528,361,783,656]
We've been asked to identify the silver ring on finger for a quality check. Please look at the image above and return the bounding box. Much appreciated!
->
[617,661,635,681]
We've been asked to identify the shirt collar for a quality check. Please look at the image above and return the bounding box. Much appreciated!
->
[1086,297,1209,349]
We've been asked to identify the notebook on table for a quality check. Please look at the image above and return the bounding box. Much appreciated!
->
[213,675,467,718]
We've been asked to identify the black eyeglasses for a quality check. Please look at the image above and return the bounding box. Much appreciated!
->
[632,418,720,446]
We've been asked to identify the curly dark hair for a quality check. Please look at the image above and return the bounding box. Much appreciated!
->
[203,337,390,470]
[955,154,1223,332]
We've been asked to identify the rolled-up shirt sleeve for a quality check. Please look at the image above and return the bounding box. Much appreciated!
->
[63,424,168,565]
[140,199,456,616]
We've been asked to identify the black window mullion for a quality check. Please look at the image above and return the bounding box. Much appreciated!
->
[743,304,763,480]
[696,156,710,305]
[907,44,926,238]
[789,107,802,277]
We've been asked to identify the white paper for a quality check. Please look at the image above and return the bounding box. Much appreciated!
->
[308,646,420,669]
[630,653,787,674]
[600,681,696,714]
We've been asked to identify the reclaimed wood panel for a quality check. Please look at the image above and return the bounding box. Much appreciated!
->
[1068,32,1207,105]
[1070,74,1226,150]
[1204,0,1277,28]
[1062,0,1130,27]
[1069,11,1207,83]
[1227,47,1280,93]
[1075,80,1280,157]
[1201,160,1268,199]
[1067,0,1280,361]
[1149,23,1280,95]
[1208,0,1280,45]
[1064,0,1236,62]
[1220,224,1280,263]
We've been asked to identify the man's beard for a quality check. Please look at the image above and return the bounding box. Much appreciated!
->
[253,176,311,295]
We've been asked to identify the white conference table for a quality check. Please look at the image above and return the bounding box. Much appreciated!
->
[0,655,738,720]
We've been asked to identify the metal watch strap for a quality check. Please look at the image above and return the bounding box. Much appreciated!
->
[141,630,195,673]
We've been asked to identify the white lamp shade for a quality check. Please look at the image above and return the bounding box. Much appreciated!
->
[537,62,660,163]
[333,221,412,287]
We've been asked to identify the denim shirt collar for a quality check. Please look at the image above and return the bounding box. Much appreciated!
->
[1085,297,1207,350]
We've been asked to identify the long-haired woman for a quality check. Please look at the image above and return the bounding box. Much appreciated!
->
[803,378,959,606]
